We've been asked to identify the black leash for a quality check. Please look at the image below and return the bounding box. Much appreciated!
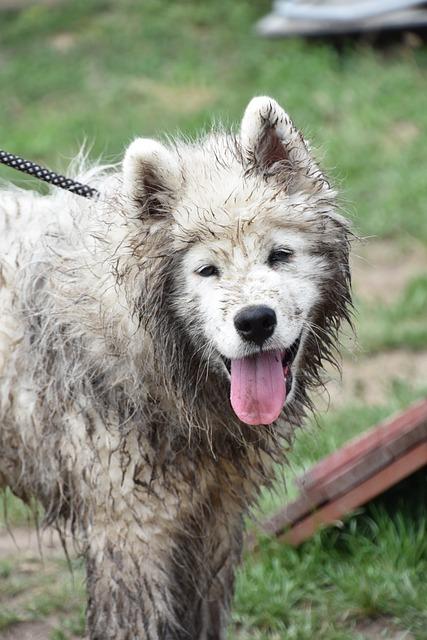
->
[0,149,100,199]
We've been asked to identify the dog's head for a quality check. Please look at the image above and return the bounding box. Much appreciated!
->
[122,97,352,427]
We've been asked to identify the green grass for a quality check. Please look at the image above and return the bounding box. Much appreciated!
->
[1,489,40,528]
[234,504,427,640]
[1,1,427,638]
[239,386,427,639]
[359,274,427,352]
[1,0,427,242]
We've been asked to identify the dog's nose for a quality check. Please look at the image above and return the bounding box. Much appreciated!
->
[234,305,277,346]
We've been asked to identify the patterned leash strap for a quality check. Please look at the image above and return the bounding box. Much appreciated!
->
[0,149,100,199]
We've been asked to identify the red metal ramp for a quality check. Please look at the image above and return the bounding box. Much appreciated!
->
[259,398,427,546]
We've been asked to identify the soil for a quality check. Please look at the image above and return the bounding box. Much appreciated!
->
[0,620,66,640]
[327,348,427,409]
[0,528,79,640]
[355,617,415,640]
[0,526,64,557]
[327,238,427,409]
[351,238,427,305]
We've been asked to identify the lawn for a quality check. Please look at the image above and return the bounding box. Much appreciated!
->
[1,1,427,639]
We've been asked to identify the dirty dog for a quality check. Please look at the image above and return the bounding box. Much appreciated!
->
[0,97,351,639]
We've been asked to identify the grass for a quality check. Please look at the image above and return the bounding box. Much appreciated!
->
[1,1,427,638]
[237,385,427,639]
[1,0,427,243]
[233,504,427,640]
[1,491,40,528]
[0,551,86,636]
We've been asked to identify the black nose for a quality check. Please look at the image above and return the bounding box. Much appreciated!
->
[234,305,277,346]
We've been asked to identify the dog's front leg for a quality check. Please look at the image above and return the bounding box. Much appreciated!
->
[165,515,243,640]
[201,527,243,640]
[83,529,238,640]
[84,530,176,640]
[195,557,238,640]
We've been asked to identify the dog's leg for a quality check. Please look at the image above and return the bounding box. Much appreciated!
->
[167,517,243,640]
[84,532,239,640]
[85,533,176,640]
[196,555,238,640]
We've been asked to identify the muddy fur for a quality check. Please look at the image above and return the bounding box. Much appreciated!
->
[0,97,352,639]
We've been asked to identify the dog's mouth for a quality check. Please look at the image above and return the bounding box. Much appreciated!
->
[222,336,301,426]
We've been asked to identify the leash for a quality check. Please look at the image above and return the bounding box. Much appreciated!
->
[0,149,100,199]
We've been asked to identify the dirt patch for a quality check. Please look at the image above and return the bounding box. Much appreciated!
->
[129,77,217,114]
[50,32,76,53]
[355,617,415,640]
[351,239,427,305]
[0,526,65,558]
[326,348,427,409]
[0,620,83,640]
[321,238,427,409]
[383,120,420,151]
[0,620,55,640]
[0,528,82,640]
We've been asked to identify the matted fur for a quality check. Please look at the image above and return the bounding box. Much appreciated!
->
[0,97,351,639]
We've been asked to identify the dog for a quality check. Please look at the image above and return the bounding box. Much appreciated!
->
[0,97,351,639]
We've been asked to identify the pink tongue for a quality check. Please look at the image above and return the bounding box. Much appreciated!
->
[230,350,286,425]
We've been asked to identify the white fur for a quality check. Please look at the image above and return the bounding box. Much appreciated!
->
[123,137,183,206]
[0,97,351,640]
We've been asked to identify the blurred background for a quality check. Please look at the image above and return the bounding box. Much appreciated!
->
[1,1,427,639]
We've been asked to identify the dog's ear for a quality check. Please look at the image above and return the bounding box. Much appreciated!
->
[240,96,325,193]
[123,138,182,216]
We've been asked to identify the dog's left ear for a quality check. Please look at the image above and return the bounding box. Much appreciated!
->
[240,96,325,192]
[122,138,182,217]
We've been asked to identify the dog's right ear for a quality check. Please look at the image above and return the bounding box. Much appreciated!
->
[122,138,182,216]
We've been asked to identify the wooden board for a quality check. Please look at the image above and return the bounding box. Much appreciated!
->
[257,399,427,545]
[282,442,427,545]
[300,399,427,491]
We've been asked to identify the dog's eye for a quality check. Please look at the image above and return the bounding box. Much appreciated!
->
[268,248,294,266]
[196,265,219,278]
